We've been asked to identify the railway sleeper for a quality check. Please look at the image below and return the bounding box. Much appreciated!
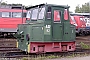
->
[0,52,24,57]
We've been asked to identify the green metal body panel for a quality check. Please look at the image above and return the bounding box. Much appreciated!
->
[15,4,76,52]
[17,24,31,51]
[52,7,63,41]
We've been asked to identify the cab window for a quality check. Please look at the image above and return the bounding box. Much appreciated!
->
[54,10,61,22]
[31,8,38,20]
[12,12,22,18]
[71,16,76,22]
[64,9,68,20]
[47,6,51,19]
[2,12,10,17]
[26,10,31,18]
[38,7,45,19]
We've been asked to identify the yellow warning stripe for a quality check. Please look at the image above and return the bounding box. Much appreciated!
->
[16,42,18,48]
[28,43,30,53]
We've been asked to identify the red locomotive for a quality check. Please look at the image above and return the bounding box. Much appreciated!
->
[70,15,86,35]
[0,5,27,37]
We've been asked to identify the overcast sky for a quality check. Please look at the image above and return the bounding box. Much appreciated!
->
[2,0,90,12]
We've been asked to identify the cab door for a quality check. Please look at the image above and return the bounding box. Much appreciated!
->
[52,7,63,41]
[63,8,73,41]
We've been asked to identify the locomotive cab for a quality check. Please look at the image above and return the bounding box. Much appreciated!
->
[15,4,75,53]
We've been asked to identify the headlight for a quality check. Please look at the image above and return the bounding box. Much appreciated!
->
[26,34,30,41]
[20,31,23,34]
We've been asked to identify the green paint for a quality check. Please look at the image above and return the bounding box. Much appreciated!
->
[15,4,76,52]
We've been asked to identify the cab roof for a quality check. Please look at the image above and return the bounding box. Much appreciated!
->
[26,3,70,10]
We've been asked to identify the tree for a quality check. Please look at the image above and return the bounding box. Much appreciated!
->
[75,2,90,13]
[1,2,7,5]
[0,1,31,9]
[75,5,81,13]
[0,1,23,6]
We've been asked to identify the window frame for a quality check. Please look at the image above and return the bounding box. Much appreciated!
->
[26,10,31,18]
[2,12,11,18]
[71,16,76,23]
[23,12,27,18]
[38,7,45,20]
[46,6,52,19]
[54,10,61,23]
[31,8,38,20]
[64,9,69,20]
[12,12,22,18]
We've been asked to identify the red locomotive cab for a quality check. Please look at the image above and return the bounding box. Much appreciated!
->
[80,16,86,28]
[73,16,86,28]
[0,6,27,37]
[70,17,73,24]
[70,16,77,26]
[73,16,86,35]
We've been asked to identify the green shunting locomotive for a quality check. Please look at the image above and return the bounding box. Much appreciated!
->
[15,4,76,53]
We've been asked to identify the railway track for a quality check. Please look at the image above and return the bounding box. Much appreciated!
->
[76,35,90,48]
[0,36,90,59]
[0,38,20,57]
